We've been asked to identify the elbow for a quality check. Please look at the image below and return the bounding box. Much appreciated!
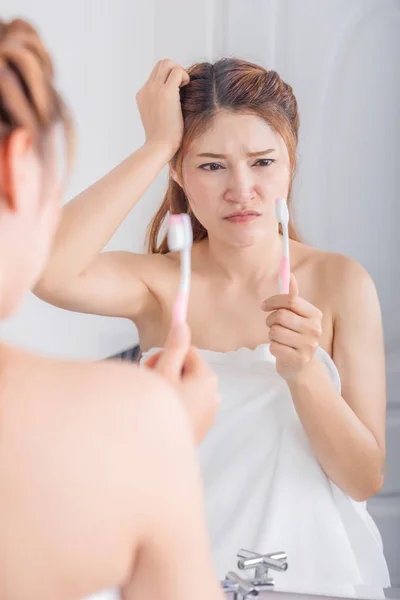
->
[349,472,385,503]
[349,443,386,502]
[33,270,70,304]
[32,276,57,302]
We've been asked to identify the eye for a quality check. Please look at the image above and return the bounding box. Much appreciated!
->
[199,163,224,172]
[254,158,275,167]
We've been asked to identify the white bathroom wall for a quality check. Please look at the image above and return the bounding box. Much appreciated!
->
[1,0,399,584]
[0,0,160,357]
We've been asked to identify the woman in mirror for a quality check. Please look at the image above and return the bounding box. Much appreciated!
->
[35,54,390,591]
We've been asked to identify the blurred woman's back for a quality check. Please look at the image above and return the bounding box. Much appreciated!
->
[0,18,222,600]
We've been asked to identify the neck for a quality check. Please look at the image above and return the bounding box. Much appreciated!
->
[203,230,283,284]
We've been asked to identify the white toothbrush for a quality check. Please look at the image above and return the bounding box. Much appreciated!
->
[275,198,290,294]
[167,213,193,323]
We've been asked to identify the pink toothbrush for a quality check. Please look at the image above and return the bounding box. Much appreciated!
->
[167,213,193,323]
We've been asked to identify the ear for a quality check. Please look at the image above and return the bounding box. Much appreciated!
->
[0,128,37,212]
[169,164,183,188]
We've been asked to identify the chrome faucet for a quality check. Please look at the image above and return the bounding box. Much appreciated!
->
[222,571,259,598]
[222,549,288,598]
[238,549,288,585]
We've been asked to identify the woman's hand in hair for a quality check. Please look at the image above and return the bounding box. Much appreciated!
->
[144,322,220,444]
[136,59,190,160]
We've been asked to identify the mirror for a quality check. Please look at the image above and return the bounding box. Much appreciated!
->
[1,1,399,598]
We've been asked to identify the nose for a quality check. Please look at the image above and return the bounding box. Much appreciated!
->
[224,165,256,205]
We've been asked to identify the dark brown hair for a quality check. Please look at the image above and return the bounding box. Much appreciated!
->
[146,57,300,254]
[0,18,73,172]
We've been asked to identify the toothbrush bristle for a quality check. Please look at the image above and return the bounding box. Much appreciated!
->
[275,198,289,225]
[168,213,193,252]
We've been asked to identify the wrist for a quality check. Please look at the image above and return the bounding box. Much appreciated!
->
[286,356,322,390]
[142,140,176,165]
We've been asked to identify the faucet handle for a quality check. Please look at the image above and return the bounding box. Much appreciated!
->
[238,549,288,572]
[237,549,288,586]
[223,571,259,599]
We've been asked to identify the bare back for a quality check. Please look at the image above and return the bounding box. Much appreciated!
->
[0,345,222,600]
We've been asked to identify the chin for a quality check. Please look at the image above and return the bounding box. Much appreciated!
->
[216,219,268,247]
[226,229,268,248]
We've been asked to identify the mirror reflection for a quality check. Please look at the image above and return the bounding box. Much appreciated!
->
[1,1,399,599]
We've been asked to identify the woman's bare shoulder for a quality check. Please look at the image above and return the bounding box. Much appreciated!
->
[293,240,377,310]
[132,249,180,268]
[0,344,163,407]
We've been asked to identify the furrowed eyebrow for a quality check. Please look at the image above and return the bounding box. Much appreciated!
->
[196,149,276,159]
